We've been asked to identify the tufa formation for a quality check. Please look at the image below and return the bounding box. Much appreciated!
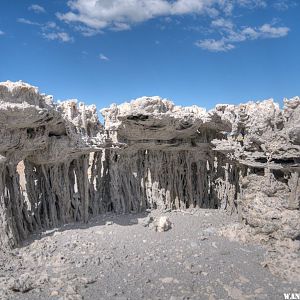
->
[0,81,299,280]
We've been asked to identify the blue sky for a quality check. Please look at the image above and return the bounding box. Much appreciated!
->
[0,0,299,109]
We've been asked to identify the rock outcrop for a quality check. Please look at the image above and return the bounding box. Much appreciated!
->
[0,81,299,281]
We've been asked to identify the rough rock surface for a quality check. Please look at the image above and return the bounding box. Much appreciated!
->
[0,81,299,287]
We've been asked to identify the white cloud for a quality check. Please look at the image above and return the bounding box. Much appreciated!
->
[29,4,46,14]
[259,23,290,38]
[0,30,4,35]
[195,39,235,51]
[196,23,290,52]
[44,22,59,29]
[211,18,233,29]
[99,53,109,61]
[57,0,166,30]
[56,0,278,36]
[56,0,224,31]
[43,32,74,42]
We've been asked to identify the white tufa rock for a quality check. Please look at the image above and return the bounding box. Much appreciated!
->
[155,216,172,232]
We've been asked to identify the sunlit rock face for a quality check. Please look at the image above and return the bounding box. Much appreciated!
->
[0,81,299,274]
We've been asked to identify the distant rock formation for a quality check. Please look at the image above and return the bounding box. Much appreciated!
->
[0,81,299,281]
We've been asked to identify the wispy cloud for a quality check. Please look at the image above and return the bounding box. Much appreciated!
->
[236,0,267,9]
[99,53,109,61]
[211,18,234,30]
[259,23,290,38]
[273,0,297,11]
[28,4,46,14]
[17,18,40,26]
[43,32,73,42]
[0,30,4,35]
[195,39,235,52]
[17,17,74,43]
[196,22,290,52]
[74,25,101,37]
[43,21,59,30]
[110,23,131,32]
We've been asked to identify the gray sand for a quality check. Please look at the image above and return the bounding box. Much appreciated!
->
[0,209,298,300]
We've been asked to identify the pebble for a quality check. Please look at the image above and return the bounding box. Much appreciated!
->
[160,277,179,284]
[190,242,198,248]
[51,290,59,296]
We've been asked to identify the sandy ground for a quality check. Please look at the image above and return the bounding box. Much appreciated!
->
[0,209,298,300]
